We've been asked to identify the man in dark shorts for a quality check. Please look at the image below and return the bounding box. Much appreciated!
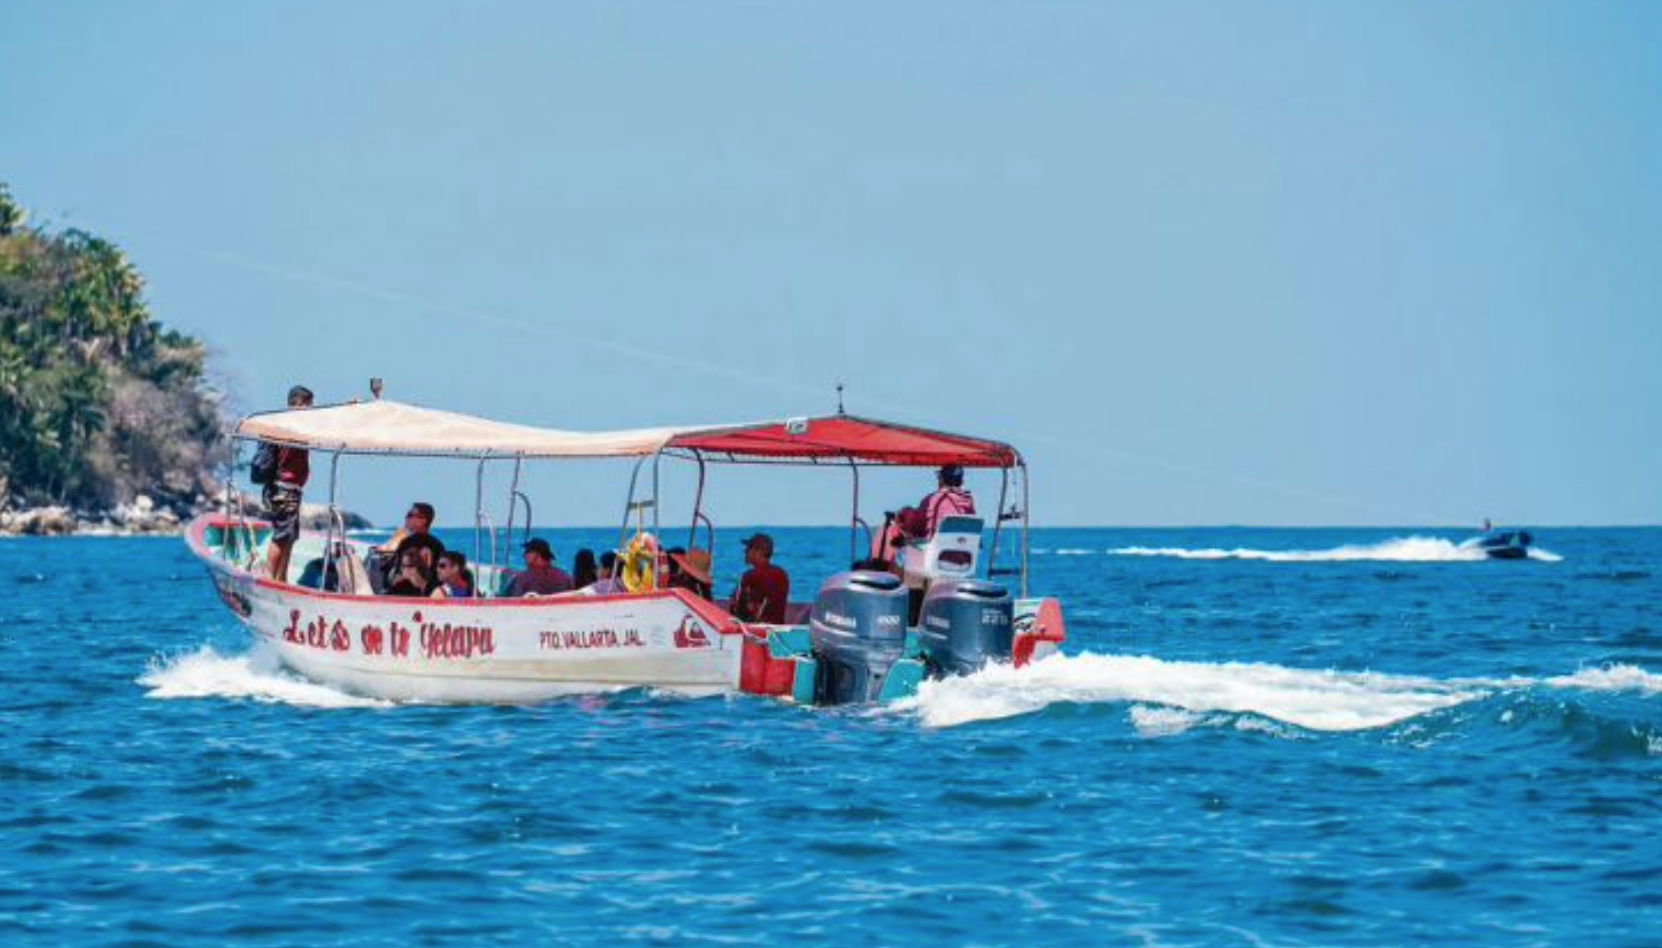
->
[730,533,790,624]
[254,385,313,582]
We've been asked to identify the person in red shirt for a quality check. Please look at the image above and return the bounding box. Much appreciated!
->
[253,385,313,582]
[730,533,790,624]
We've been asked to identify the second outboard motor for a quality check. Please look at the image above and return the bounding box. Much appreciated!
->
[918,579,1014,677]
[810,570,909,705]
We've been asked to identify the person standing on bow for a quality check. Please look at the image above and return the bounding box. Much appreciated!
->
[251,385,313,582]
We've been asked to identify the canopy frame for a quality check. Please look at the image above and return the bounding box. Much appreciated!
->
[230,400,1031,594]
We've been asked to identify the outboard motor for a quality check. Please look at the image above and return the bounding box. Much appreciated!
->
[917,579,1014,677]
[810,570,909,705]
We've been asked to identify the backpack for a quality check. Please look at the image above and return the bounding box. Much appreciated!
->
[250,443,279,485]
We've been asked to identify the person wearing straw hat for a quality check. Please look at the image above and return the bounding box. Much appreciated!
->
[668,548,714,600]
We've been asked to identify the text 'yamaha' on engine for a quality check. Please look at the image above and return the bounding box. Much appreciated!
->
[917,578,1013,677]
[809,570,909,705]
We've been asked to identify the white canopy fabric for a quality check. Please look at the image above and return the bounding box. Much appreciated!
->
[235,400,705,458]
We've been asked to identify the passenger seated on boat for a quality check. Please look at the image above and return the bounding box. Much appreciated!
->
[296,556,333,591]
[294,542,369,593]
[869,512,905,570]
[431,551,476,599]
[387,549,435,597]
[896,465,976,542]
[587,551,626,594]
[730,533,789,624]
[372,502,446,588]
[505,538,573,597]
[572,548,599,589]
[668,548,714,600]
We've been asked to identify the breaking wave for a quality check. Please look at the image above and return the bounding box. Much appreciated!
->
[901,653,1659,730]
[1108,536,1562,563]
[139,645,392,709]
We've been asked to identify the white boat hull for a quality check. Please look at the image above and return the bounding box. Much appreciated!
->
[187,516,1067,705]
[191,520,747,703]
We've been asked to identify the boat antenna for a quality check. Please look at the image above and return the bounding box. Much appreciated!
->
[836,382,845,415]
[370,377,384,400]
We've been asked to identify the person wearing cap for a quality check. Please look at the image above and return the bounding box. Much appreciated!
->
[730,533,789,624]
[668,548,714,600]
[253,384,313,582]
[506,537,574,597]
[898,464,977,541]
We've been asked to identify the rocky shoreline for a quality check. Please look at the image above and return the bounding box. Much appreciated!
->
[0,494,373,537]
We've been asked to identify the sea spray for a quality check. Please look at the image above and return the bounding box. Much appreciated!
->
[899,654,1661,730]
[899,652,1484,730]
[140,645,392,709]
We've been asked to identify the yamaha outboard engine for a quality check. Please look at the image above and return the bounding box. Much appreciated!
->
[918,579,1014,677]
[810,570,909,705]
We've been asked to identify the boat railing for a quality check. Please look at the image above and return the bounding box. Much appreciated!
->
[493,490,532,566]
[478,512,499,570]
[690,510,715,555]
[853,516,874,561]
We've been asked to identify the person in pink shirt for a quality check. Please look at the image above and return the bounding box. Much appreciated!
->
[899,464,976,541]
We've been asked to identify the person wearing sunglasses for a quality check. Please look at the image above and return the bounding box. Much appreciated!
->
[387,549,436,597]
[431,551,476,600]
[373,502,446,591]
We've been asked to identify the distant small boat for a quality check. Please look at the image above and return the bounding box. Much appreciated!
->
[1464,530,1534,560]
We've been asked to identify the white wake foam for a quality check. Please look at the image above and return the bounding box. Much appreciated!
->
[902,654,1661,730]
[139,646,392,709]
[1108,536,1562,563]
[901,652,1483,730]
[1544,664,1662,696]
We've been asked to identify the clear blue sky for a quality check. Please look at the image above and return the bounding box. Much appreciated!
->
[4,0,1659,526]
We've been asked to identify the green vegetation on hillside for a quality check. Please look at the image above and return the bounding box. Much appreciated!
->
[0,182,225,512]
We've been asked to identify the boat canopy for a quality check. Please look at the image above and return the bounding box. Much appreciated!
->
[235,399,1019,468]
[669,416,1016,467]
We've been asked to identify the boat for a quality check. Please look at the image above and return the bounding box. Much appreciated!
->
[186,397,1066,704]
[1464,529,1534,560]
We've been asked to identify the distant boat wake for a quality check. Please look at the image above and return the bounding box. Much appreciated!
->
[897,652,1660,730]
[1104,536,1563,563]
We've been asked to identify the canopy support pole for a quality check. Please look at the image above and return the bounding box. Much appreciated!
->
[847,459,861,566]
[1018,459,1031,598]
[321,448,344,581]
[688,451,707,551]
[501,455,523,565]
[651,448,663,588]
[618,455,648,556]
[988,466,1010,580]
[473,454,490,570]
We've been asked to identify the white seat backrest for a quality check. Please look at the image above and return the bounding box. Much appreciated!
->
[901,516,983,583]
[330,546,376,596]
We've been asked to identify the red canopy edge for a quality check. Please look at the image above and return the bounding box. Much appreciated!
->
[664,415,1019,468]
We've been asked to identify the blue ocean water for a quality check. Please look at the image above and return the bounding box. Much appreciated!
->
[3,527,1660,947]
